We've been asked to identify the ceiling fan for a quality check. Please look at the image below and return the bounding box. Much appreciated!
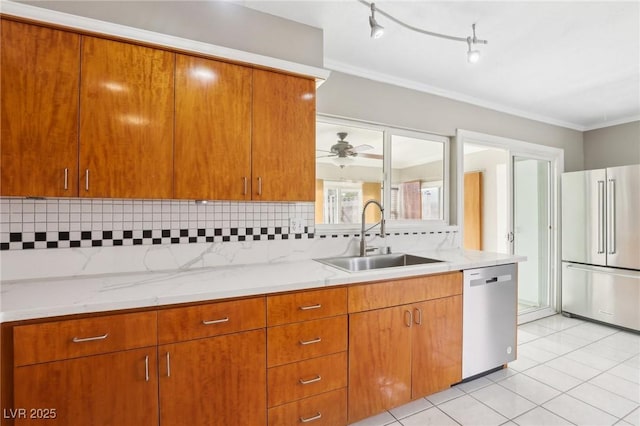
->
[316,132,382,165]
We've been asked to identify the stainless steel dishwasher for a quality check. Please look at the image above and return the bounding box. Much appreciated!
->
[462,263,517,379]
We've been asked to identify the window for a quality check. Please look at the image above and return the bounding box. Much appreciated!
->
[316,116,448,230]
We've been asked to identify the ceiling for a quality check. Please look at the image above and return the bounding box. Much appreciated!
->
[239,0,640,131]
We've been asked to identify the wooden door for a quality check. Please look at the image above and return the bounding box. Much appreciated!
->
[1,20,80,197]
[411,295,463,397]
[159,329,267,426]
[348,306,412,423]
[464,171,483,250]
[79,37,174,199]
[174,55,252,200]
[13,348,158,426]
[252,70,315,201]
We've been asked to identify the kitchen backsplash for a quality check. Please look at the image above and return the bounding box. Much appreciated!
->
[0,197,460,281]
[0,198,315,251]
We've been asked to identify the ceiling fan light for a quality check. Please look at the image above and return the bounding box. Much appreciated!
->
[333,156,355,167]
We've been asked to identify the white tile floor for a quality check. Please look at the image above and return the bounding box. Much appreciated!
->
[350,314,640,426]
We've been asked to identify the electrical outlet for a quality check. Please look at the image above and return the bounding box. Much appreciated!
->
[289,217,305,234]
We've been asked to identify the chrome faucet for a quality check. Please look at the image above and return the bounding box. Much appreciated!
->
[360,200,386,256]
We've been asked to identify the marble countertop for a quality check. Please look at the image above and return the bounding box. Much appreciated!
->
[0,248,524,323]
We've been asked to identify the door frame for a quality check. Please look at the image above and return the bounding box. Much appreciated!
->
[456,130,564,323]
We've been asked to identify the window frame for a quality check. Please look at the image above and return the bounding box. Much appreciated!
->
[315,115,450,234]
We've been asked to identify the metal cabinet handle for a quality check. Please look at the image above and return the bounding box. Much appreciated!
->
[242,177,248,195]
[144,355,150,382]
[300,413,322,423]
[299,337,322,345]
[299,304,321,311]
[414,308,422,325]
[64,168,68,190]
[404,310,412,328]
[597,180,605,254]
[166,352,171,377]
[257,177,262,196]
[84,169,89,191]
[72,333,108,343]
[299,375,322,385]
[608,179,616,254]
[202,317,229,325]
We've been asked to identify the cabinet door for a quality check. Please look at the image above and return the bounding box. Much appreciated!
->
[348,306,412,423]
[252,70,315,201]
[1,20,79,197]
[159,329,266,426]
[174,55,252,200]
[79,37,174,199]
[411,295,462,397]
[13,348,158,426]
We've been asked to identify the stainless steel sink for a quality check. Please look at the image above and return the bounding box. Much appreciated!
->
[314,253,443,272]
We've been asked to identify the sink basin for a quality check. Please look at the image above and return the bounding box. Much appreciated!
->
[314,253,443,272]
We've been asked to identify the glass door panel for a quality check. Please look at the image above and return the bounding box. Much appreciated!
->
[513,157,551,314]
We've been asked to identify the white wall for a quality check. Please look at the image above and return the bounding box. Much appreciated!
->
[584,121,640,169]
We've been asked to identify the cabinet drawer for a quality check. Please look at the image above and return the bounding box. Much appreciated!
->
[267,316,347,367]
[158,297,265,344]
[268,352,347,407]
[268,388,347,426]
[14,311,157,366]
[348,272,462,312]
[267,287,347,326]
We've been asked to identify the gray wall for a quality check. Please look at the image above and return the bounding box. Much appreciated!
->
[20,1,324,68]
[317,72,585,172]
[583,121,640,169]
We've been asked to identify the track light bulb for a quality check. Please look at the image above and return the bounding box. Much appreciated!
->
[467,38,480,63]
[369,3,384,39]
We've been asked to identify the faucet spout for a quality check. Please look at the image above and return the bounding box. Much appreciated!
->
[360,199,385,257]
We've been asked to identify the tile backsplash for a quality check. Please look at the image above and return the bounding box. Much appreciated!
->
[0,198,315,251]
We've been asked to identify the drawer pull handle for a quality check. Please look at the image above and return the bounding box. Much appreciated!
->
[299,375,322,385]
[414,308,422,325]
[404,310,412,328]
[144,355,150,382]
[300,412,322,423]
[299,337,322,346]
[166,352,171,377]
[72,333,109,343]
[202,317,229,325]
[299,304,322,311]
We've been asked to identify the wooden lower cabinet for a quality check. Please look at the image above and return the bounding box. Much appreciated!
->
[268,388,347,426]
[13,348,158,426]
[348,295,463,423]
[159,329,267,426]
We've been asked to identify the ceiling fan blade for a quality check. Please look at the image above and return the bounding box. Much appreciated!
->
[351,144,374,153]
[358,153,384,160]
[316,149,332,153]
[316,154,337,158]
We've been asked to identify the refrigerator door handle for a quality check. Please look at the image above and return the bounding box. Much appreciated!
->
[608,179,616,254]
[597,180,605,254]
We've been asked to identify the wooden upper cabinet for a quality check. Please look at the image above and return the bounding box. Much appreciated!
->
[0,20,80,197]
[174,55,252,200]
[79,36,174,199]
[252,70,316,201]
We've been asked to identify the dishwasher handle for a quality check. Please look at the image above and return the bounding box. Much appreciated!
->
[469,274,512,287]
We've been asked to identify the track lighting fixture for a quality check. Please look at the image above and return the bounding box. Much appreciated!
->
[368,3,384,39]
[359,1,488,63]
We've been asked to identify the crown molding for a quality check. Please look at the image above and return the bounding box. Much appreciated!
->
[582,115,640,132]
[324,58,589,132]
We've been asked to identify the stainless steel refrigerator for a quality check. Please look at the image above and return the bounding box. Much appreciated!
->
[561,164,639,331]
